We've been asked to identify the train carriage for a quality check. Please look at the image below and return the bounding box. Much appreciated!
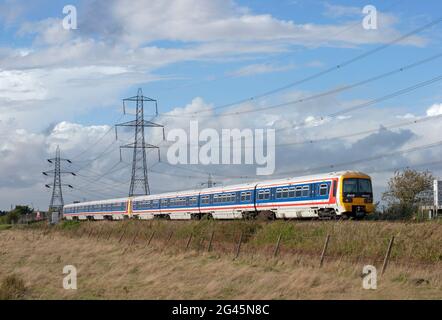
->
[63,198,129,221]
[63,171,374,221]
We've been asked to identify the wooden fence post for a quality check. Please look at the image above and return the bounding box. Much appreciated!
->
[319,234,331,268]
[186,233,193,251]
[207,231,215,252]
[234,232,243,259]
[166,231,174,245]
[96,226,103,240]
[87,227,93,239]
[273,234,282,258]
[118,228,127,243]
[382,236,395,275]
[130,230,139,246]
[146,231,155,247]
[106,229,113,241]
[123,230,139,254]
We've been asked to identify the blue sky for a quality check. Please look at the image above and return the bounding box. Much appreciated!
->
[1,0,442,209]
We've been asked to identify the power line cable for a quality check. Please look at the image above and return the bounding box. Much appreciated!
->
[158,15,442,117]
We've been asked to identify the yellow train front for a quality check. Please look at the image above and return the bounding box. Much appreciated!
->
[337,172,374,219]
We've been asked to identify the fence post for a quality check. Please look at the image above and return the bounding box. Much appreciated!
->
[207,231,215,252]
[186,233,193,251]
[106,229,113,241]
[273,234,282,258]
[96,226,103,240]
[234,232,243,259]
[130,230,139,246]
[146,231,155,247]
[123,230,139,254]
[382,236,395,275]
[319,234,331,268]
[118,228,127,243]
[87,227,94,239]
[166,231,174,244]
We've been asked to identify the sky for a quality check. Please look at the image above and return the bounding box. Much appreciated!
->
[1,0,442,210]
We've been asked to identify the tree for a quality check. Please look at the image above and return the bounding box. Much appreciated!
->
[382,169,434,219]
[13,206,33,216]
[3,206,34,224]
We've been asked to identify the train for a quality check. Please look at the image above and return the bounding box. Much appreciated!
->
[63,171,374,221]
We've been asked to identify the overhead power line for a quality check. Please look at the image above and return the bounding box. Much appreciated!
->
[158,16,442,117]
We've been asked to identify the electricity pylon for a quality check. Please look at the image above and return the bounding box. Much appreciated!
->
[115,88,164,196]
[199,174,220,188]
[43,146,75,212]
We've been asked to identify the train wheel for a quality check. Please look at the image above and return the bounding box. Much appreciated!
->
[201,213,213,220]
[257,211,276,221]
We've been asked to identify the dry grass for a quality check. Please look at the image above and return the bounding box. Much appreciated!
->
[0,226,441,300]
[33,219,442,265]
[0,274,27,300]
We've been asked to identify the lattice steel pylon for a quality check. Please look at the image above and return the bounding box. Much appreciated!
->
[43,146,75,212]
[116,88,164,196]
[199,174,219,188]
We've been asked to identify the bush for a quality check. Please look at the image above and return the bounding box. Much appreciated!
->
[0,274,27,300]
[60,220,80,230]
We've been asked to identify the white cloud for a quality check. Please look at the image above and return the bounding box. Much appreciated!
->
[0,69,47,101]
[426,103,442,116]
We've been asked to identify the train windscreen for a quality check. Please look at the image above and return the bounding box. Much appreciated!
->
[343,178,372,197]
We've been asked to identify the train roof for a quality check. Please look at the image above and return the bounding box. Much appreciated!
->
[256,170,370,187]
[63,197,128,208]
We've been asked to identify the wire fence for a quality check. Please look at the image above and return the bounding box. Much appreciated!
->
[2,221,440,273]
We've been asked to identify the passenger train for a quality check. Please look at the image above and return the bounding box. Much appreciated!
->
[63,171,374,221]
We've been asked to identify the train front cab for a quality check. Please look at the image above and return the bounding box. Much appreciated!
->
[338,173,374,219]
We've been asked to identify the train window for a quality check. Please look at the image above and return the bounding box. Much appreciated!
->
[264,190,270,200]
[189,197,197,205]
[258,190,264,200]
[241,192,251,202]
[295,186,302,197]
[302,186,310,197]
[282,188,289,198]
[319,184,328,196]
[201,196,209,204]
[289,187,295,198]
[276,188,282,199]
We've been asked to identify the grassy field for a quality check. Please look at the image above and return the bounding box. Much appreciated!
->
[0,220,441,299]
